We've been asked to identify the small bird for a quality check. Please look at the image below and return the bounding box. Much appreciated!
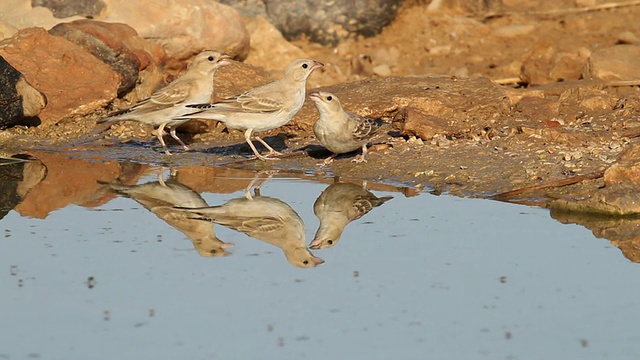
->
[174,173,324,268]
[310,91,383,167]
[100,168,231,257]
[309,181,392,249]
[175,58,324,161]
[97,50,231,155]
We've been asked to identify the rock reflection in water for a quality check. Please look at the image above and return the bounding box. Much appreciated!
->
[100,168,232,257]
[551,209,640,263]
[310,180,393,249]
[174,171,324,268]
[0,154,46,220]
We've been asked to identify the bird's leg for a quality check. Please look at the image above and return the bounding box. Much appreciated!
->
[318,153,337,167]
[156,123,172,156]
[244,129,276,161]
[255,135,283,157]
[156,167,167,187]
[351,144,368,163]
[253,169,277,197]
[169,127,189,151]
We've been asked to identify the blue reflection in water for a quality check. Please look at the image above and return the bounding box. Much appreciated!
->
[1,165,639,360]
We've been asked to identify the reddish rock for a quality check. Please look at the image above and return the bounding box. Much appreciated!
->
[0,27,120,124]
[392,107,451,140]
[49,20,143,95]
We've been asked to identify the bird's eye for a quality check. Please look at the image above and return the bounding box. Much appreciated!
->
[302,63,309,69]
[303,260,309,265]
[326,96,332,101]
[207,56,215,61]
[327,240,333,245]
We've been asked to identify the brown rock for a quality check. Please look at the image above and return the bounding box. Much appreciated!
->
[49,20,142,95]
[514,96,560,121]
[0,0,248,66]
[558,86,614,115]
[0,20,17,40]
[392,107,451,140]
[101,0,250,64]
[521,42,590,85]
[0,27,120,124]
[243,17,309,79]
[293,75,510,134]
[584,45,640,81]
[604,143,640,186]
[550,183,640,216]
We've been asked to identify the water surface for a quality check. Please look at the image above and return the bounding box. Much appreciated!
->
[1,155,639,360]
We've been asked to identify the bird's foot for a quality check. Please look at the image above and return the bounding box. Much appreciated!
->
[351,155,367,163]
[255,153,280,161]
[317,159,334,167]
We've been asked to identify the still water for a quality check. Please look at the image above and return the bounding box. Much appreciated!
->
[1,154,640,360]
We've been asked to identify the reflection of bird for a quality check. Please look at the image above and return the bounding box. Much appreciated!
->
[101,169,231,257]
[176,58,324,161]
[310,182,392,249]
[97,51,231,155]
[310,91,383,167]
[174,173,324,267]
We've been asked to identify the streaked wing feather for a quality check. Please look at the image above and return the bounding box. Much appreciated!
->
[150,79,196,105]
[351,114,382,141]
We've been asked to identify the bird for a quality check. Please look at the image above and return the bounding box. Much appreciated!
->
[310,91,383,167]
[309,181,392,249]
[175,58,324,161]
[173,172,324,268]
[96,50,231,155]
[100,168,231,257]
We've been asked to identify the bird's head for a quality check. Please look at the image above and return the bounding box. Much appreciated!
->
[286,247,325,268]
[284,58,324,82]
[190,51,232,74]
[309,91,343,116]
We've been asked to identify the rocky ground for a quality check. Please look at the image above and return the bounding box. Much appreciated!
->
[2,0,640,220]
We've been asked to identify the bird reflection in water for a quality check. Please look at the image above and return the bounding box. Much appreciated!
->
[100,168,231,257]
[310,180,393,249]
[174,171,324,268]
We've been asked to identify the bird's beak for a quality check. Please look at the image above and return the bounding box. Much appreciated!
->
[311,60,324,71]
[219,54,232,66]
[309,237,322,249]
[309,92,321,103]
[310,255,325,265]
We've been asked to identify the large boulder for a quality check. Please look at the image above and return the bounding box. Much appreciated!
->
[0,0,250,63]
[0,55,47,128]
[221,0,403,45]
[0,27,120,124]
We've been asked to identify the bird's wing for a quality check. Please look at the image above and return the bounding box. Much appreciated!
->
[350,114,382,141]
[150,78,196,106]
[187,82,287,114]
